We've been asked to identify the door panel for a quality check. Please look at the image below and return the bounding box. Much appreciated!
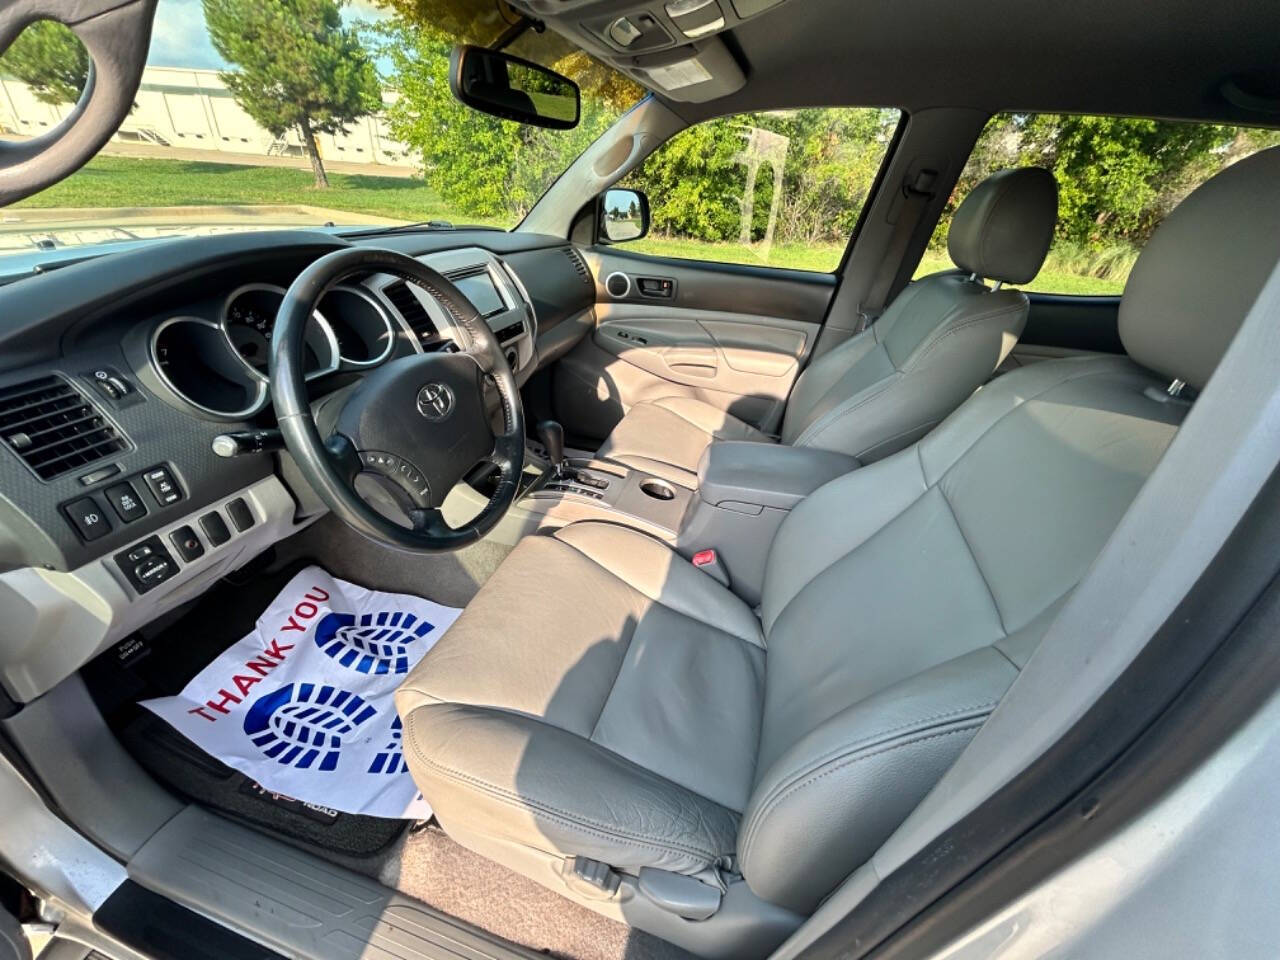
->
[553,250,835,443]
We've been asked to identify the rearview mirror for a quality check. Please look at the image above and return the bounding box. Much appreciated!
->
[599,188,650,243]
[449,45,580,130]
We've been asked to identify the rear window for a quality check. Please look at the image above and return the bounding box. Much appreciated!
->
[918,114,1280,295]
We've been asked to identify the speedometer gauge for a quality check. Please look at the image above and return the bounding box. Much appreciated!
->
[223,288,282,372]
[222,284,335,379]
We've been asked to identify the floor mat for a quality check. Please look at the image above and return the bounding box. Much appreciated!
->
[85,561,412,859]
[140,565,460,819]
[383,824,695,960]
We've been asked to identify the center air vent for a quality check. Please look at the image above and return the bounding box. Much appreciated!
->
[0,375,129,481]
[562,245,593,287]
[382,280,443,348]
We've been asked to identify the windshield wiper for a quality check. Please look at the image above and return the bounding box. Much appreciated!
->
[341,220,459,238]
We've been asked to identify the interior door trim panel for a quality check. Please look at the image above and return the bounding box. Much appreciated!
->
[586,248,837,323]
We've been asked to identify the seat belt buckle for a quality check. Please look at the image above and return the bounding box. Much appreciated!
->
[691,549,730,588]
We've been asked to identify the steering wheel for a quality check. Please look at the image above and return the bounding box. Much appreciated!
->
[271,247,525,552]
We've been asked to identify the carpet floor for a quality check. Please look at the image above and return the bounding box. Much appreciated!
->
[381,824,694,960]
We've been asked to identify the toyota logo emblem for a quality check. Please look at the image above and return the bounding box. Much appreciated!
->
[416,382,455,421]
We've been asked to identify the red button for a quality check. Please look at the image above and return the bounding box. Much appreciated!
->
[692,549,716,567]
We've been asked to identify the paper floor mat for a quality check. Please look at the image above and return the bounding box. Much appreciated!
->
[143,565,461,819]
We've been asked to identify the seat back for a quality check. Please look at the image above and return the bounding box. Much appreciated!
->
[740,147,1280,915]
[780,167,1058,462]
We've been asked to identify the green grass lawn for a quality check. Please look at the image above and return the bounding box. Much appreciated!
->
[14,156,1126,295]
[12,154,505,226]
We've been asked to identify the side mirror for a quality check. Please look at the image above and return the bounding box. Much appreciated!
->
[599,188,650,243]
[448,44,580,130]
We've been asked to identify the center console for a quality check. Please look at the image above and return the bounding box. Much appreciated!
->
[676,442,860,605]
[445,428,859,607]
[522,460,693,542]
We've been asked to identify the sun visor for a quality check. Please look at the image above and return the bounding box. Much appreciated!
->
[626,37,746,102]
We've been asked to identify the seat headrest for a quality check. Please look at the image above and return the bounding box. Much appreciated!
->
[1119,146,1280,390]
[947,167,1058,284]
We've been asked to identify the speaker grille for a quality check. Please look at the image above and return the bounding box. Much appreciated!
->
[605,272,630,298]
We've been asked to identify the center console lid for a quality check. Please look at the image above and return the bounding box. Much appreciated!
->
[697,441,860,511]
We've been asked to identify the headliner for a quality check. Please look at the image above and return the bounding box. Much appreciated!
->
[572,0,1280,126]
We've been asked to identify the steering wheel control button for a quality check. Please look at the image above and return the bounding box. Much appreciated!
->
[113,536,177,594]
[199,510,231,547]
[64,497,112,542]
[143,465,183,506]
[169,525,205,562]
[362,450,430,500]
[79,464,121,486]
[226,498,255,532]
[105,481,148,523]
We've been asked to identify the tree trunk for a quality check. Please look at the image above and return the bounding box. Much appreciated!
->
[299,117,329,189]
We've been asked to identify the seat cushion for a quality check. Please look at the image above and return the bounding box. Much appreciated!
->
[396,521,765,876]
[596,396,772,487]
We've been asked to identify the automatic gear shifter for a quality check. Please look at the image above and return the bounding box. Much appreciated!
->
[536,420,566,478]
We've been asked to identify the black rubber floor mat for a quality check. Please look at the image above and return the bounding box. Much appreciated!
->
[118,710,406,858]
[84,560,408,860]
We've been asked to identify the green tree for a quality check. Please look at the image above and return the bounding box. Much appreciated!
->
[0,20,89,106]
[375,18,623,221]
[375,0,641,109]
[623,108,896,246]
[930,113,1264,263]
[203,0,380,188]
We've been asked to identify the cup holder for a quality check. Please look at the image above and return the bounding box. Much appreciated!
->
[639,478,677,501]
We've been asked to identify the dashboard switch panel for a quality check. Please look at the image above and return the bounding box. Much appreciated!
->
[169,525,205,562]
[226,497,255,532]
[105,481,148,523]
[199,510,231,547]
[143,465,183,506]
[63,497,113,542]
[114,536,177,594]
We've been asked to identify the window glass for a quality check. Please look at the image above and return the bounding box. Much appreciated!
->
[917,113,1280,295]
[0,0,642,260]
[619,108,901,273]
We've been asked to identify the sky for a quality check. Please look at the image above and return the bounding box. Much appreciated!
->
[146,0,391,70]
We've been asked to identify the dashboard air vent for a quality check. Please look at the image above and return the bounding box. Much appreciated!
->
[562,245,592,287]
[0,375,128,481]
[382,280,442,348]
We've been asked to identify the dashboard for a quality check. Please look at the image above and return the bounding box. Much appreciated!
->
[0,227,597,703]
[142,248,539,421]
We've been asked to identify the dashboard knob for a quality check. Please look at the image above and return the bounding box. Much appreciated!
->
[211,430,284,458]
[211,435,240,458]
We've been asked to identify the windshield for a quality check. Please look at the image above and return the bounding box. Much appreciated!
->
[0,0,642,260]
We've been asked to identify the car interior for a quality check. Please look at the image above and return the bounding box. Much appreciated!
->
[2,0,1280,958]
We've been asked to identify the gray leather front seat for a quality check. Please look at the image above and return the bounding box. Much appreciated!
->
[396,147,1280,958]
[595,167,1059,486]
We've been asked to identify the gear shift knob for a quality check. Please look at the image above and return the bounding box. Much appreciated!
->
[536,420,566,475]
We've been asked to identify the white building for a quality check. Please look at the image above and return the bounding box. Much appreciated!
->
[0,66,411,168]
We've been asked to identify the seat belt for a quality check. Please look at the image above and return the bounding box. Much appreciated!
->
[855,168,939,332]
